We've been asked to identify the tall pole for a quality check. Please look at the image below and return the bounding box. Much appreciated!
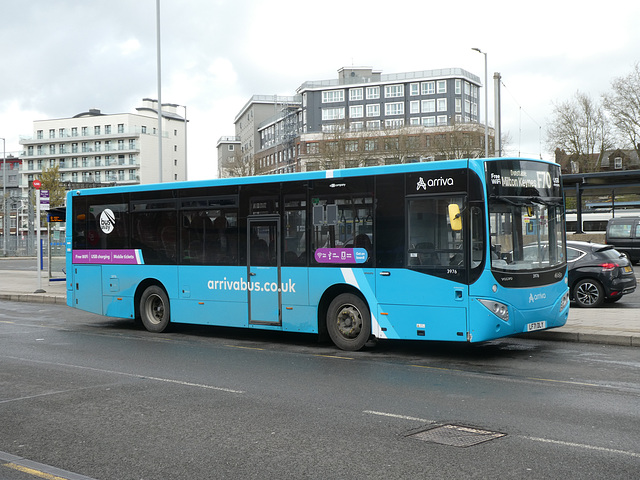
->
[472,48,489,158]
[1,137,6,256]
[156,0,163,183]
[183,105,188,180]
[494,72,502,157]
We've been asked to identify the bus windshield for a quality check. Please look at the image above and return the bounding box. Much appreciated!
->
[489,198,565,271]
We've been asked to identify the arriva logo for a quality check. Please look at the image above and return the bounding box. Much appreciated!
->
[528,292,547,303]
[416,176,454,190]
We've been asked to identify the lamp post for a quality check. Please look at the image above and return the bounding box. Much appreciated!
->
[1,137,6,256]
[472,48,489,158]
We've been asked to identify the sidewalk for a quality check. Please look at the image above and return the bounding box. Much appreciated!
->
[0,267,638,347]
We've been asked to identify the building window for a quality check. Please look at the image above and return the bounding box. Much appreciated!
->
[437,115,448,125]
[437,98,447,111]
[385,119,405,128]
[410,101,420,114]
[385,102,404,116]
[307,142,319,154]
[437,80,447,94]
[455,98,462,113]
[94,126,101,135]
[349,88,363,101]
[410,117,420,126]
[349,105,363,118]
[614,157,623,169]
[345,140,358,152]
[365,140,377,151]
[129,169,136,180]
[366,120,381,130]
[142,126,147,133]
[422,99,435,113]
[410,83,420,96]
[105,125,111,134]
[366,104,380,117]
[49,145,55,155]
[37,130,43,139]
[82,127,88,136]
[322,90,345,103]
[384,84,404,98]
[321,107,345,121]
[118,124,124,133]
[350,121,363,131]
[422,117,436,127]
[129,139,136,149]
[228,144,234,151]
[366,86,380,100]
[422,81,435,95]
[49,129,55,139]
[455,79,462,95]
[82,157,88,167]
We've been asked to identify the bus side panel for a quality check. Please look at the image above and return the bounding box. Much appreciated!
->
[72,265,104,315]
[375,269,468,341]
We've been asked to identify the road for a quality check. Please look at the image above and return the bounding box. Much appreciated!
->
[0,300,639,480]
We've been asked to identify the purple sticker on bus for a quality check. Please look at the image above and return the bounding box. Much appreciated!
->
[314,248,368,264]
[72,249,144,265]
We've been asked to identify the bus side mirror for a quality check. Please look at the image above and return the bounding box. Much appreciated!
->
[448,204,462,231]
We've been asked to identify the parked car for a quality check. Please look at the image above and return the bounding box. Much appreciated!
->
[566,240,637,308]
[605,216,640,264]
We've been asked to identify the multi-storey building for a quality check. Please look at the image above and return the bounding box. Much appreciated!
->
[219,66,494,177]
[218,95,301,178]
[19,98,186,189]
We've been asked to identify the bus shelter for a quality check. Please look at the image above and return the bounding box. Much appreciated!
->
[562,170,640,234]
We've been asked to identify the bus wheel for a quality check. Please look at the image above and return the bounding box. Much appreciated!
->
[140,286,171,332]
[326,293,371,351]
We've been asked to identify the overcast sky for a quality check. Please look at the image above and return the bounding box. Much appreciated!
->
[1,0,639,180]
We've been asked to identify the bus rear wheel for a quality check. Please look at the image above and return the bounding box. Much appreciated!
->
[326,293,371,351]
[140,285,171,332]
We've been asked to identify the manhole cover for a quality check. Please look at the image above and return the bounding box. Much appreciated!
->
[408,424,506,447]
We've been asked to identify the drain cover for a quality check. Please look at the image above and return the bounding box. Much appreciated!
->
[408,424,506,447]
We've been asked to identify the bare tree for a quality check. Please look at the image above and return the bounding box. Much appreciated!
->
[546,91,613,172]
[227,149,254,177]
[603,63,640,159]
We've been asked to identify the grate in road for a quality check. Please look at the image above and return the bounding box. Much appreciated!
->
[407,424,506,447]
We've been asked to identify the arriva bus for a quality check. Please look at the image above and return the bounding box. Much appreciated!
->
[66,157,569,350]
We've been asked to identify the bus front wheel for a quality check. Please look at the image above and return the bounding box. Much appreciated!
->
[140,285,171,332]
[326,293,371,351]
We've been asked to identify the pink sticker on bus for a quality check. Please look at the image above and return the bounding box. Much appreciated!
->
[72,249,144,265]
[314,248,368,264]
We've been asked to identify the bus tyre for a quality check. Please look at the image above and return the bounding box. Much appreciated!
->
[573,279,604,308]
[140,286,171,332]
[327,294,371,351]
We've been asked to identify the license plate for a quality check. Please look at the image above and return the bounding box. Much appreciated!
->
[527,321,546,332]
[624,266,632,273]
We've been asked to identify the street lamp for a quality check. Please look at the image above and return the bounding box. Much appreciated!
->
[1,137,6,256]
[472,48,489,158]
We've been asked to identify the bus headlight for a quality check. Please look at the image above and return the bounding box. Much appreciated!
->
[478,299,509,322]
[560,291,569,311]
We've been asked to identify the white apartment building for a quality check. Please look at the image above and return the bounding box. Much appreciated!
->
[19,98,186,191]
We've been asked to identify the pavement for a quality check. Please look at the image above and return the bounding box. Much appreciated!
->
[0,260,638,348]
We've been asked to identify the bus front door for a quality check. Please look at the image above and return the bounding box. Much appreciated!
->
[247,217,281,326]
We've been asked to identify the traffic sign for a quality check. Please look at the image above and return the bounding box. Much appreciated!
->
[33,179,41,189]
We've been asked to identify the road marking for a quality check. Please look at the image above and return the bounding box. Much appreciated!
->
[363,410,640,459]
[3,463,68,480]
[2,355,244,394]
[522,436,640,459]
[314,354,353,360]
[363,410,434,423]
[527,377,599,387]
[225,344,265,351]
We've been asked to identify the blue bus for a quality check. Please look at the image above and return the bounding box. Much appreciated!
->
[66,157,569,350]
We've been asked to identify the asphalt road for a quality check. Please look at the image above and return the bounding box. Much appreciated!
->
[1,300,639,480]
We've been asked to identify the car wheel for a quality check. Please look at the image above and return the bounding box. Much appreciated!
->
[573,279,604,308]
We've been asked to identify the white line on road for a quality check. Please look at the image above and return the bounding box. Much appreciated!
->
[2,355,244,394]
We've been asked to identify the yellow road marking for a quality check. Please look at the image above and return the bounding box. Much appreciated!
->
[4,463,68,480]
